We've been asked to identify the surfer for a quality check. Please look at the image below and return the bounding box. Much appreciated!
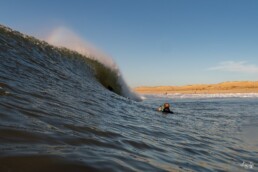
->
[158,103,174,114]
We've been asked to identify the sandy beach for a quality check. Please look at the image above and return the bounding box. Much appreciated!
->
[134,81,258,94]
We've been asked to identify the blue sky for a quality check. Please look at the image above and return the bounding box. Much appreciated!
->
[1,0,258,87]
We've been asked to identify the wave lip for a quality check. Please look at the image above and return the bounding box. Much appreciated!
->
[44,26,141,101]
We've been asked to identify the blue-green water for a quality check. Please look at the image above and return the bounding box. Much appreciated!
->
[143,96,258,171]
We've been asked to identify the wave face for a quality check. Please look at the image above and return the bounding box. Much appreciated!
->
[0,25,144,171]
[44,26,140,101]
[1,25,258,172]
[0,25,140,101]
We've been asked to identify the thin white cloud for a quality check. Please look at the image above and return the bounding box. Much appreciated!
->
[209,61,258,74]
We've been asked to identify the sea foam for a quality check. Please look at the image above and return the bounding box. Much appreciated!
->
[146,93,258,99]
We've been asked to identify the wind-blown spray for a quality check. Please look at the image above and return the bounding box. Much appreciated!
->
[45,26,141,101]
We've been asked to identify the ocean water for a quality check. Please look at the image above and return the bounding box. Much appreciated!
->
[142,95,258,172]
[1,25,258,172]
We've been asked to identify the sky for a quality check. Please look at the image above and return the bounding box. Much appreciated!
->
[1,0,258,87]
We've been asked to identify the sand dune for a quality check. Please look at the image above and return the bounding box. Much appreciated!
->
[134,81,258,94]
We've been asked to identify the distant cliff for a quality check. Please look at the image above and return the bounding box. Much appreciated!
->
[134,81,258,94]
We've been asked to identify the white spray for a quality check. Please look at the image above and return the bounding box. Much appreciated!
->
[45,26,141,101]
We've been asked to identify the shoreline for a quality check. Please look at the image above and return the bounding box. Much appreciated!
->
[134,81,258,95]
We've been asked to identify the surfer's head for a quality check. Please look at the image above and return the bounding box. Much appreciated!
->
[164,103,170,108]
